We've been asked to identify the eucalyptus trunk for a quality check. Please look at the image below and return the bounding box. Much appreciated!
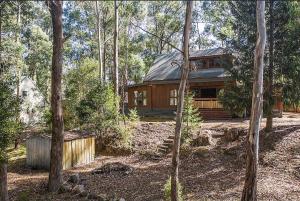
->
[95,1,103,83]
[241,1,266,200]
[14,2,21,150]
[48,0,64,192]
[171,1,193,201]
[0,162,8,201]
[113,0,119,110]
[266,0,274,132]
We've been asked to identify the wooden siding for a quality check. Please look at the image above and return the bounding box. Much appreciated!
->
[128,85,152,109]
[128,81,226,110]
[26,136,95,170]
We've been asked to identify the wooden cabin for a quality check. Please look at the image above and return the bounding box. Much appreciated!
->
[26,131,95,170]
[127,47,283,119]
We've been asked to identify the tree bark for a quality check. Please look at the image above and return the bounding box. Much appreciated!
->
[121,25,129,116]
[113,0,119,109]
[241,1,266,201]
[266,0,274,132]
[15,2,21,150]
[95,1,103,83]
[170,1,193,201]
[0,162,8,201]
[48,0,64,192]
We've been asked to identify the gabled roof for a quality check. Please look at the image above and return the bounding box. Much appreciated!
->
[143,47,231,83]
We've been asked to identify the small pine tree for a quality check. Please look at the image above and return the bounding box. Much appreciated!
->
[164,177,183,201]
[182,92,202,144]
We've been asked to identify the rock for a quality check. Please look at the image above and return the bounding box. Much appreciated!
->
[119,198,125,201]
[191,133,212,146]
[59,183,72,193]
[69,173,80,184]
[224,128,245,142]
[97,194,107,201]
[73,184,85,195]
[193,147,210,157]
[87,193,99,200]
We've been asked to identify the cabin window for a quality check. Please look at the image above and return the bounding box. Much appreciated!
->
[192,60,207,70]
[134,90,147,106]
[142,90,147,106]
[22,90,28,97]
[170,89,178,106]
[134,91,138,106]
[201,88,217,98]
[190,88,201,98]
[215,58,221,67]
[208,59,214,68]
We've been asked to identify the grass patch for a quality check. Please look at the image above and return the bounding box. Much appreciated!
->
[7,144,26,168]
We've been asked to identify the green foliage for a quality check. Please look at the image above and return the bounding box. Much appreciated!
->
[218,85,251,117]
[128,108,139,123]
[63,58,98,129]
[164,177,183,201]
[76,83,119,133]
[182,93,202,144]
[0,81,21,162]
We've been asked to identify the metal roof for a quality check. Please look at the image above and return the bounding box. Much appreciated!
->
[143,47,231,82]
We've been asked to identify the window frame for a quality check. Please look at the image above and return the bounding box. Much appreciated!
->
[170,89,178,106]
[133,90,147,106]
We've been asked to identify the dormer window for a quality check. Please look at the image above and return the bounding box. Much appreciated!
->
[22,91,28,97]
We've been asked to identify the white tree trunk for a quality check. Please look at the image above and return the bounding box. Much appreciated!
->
[113,0,119,110]
[241,1,266,200]
[95,1,103,83]
[170,1,193,201]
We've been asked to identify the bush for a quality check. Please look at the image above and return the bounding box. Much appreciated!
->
[218,84,251,117]
[0,81,21,162]
[182,93,202,144]
[128,108,139,124]
[76,84,119,134]
[164,177,183,201]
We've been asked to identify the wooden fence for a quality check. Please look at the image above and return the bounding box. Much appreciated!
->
[26,134,95,170]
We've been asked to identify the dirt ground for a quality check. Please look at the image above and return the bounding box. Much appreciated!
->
[7,112,300,201]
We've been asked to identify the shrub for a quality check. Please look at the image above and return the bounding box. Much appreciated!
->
[76,83,119,134]
[0,81,21,162]
[128,108,139,123]
[218,84,251,117]
[164,177,183,201]
[182,93,202,144]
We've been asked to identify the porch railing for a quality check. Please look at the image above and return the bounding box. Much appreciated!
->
[193,98,223,109]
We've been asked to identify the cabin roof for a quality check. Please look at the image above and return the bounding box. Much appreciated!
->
[143,47,231,83]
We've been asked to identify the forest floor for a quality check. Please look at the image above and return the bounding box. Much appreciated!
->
[7,112,300,201]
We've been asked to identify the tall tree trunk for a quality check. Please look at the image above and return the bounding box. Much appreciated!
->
[0,8,2,76]
[0,162,8,201]
[121,25,129,116]
[170,1,193,201]
[48,0,64,192]
[241,1,266,200]
[113,0,119,110]
[15,2,21,150]
[95,1,103,83]
[102,21,106,82]
[266,0,274,132]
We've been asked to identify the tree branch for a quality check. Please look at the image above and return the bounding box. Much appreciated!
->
[130,22,183,54]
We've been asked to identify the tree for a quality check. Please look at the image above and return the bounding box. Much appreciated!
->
[113,0,119,110]
[241,1,266,200]
[171,1,193,201]
[47,0,64,192]
[95,1,103,83]
[265,0,274,132]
